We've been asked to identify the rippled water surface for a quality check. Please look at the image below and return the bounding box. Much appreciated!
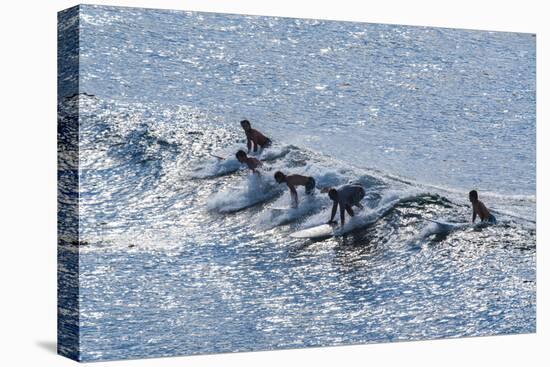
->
[58,5,535,361]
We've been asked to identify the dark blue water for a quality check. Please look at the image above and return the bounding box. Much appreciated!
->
[58,5,535,361]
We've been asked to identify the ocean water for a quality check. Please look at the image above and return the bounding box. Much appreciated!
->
[58,5,536,362]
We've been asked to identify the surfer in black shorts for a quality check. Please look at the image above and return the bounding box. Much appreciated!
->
[240,119,272,153]
[274,171,316,208]
[326,184,365,227]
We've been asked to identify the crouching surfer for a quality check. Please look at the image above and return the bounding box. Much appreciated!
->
[326,184,365,227]
[240,119,272,153]
[236,150,262,175]
[274,171,316,208]
[469,190,496,224]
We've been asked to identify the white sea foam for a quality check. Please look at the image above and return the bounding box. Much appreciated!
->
[206,173,284,213]
[418,220,467,238]
[255,191,329,228]
[257,146,290,161]
[188,157,242,179]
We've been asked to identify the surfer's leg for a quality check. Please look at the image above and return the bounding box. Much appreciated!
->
[345,204,355,217]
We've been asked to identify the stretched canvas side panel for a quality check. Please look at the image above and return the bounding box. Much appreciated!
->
[57,5,81,362]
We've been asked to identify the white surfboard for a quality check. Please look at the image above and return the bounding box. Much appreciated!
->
[290,223,336,239]
[269,206,295,211]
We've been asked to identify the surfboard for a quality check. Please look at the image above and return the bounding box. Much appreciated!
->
[269,206,295,211]
[290,223,336,239]
[210,153,225,160]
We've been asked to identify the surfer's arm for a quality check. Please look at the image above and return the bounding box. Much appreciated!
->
[289,185,298,208]
[248,158,261,171]
[246,136,252,153]
[251,161,261,175]
[472,209,477,223]
[328,201,338,224]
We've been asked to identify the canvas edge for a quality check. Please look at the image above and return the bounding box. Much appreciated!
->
[57,4,83,362]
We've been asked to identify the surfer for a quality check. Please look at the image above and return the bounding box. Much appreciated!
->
[327,184,365,227]
[240,119,272,153]
[274,171,316,208]
[236,150,262,174]
[469,190,496,224]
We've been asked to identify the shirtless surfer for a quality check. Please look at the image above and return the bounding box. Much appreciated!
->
[469,190,496,224]
[236,150,262,174]
[274,171,316,208]
[240,119,272,153]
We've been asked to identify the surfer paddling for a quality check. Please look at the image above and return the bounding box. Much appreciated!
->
[240,119,272,153]
[236,150,262,174]
[469,190,496,224]
[274,171,316,208]
[326,184,365,227]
